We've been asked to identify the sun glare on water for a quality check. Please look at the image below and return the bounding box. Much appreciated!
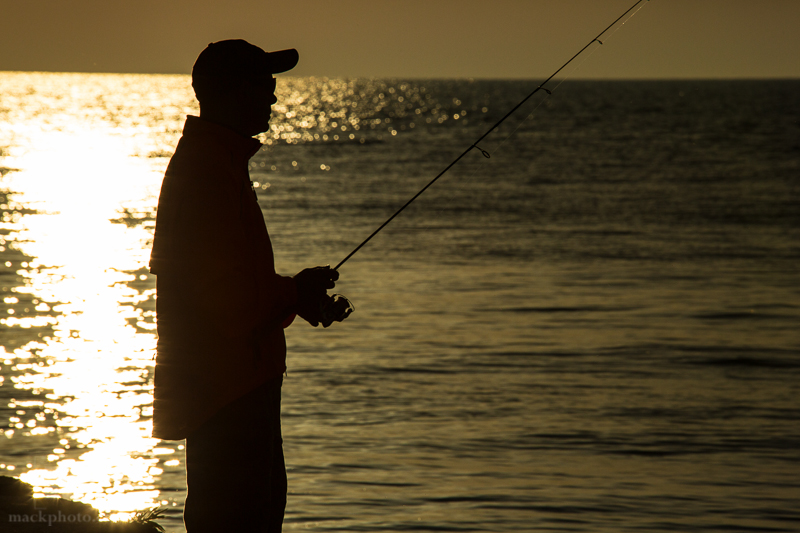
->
[0,72,193,519]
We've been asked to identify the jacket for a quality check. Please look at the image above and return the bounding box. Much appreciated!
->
[149,115,297,440]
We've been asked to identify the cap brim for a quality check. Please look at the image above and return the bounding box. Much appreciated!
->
[266,49,299,74]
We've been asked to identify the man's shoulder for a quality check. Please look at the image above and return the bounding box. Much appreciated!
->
[165,134,230,183]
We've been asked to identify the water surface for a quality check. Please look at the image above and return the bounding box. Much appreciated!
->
[1,73,798,531]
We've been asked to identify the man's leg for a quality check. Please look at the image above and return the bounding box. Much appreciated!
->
[263,376,287,531]
[184,376,286,532]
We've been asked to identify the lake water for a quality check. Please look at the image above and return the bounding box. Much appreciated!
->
[1,72,799,532]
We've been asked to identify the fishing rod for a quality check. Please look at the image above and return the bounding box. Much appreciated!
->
[333,0,651,272]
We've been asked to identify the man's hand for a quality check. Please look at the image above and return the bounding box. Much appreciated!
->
[294,266,339,326]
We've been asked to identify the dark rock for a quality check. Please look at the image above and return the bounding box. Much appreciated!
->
[0,476,163,532]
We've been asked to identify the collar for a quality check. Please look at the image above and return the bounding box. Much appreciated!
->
[182,115,262,161]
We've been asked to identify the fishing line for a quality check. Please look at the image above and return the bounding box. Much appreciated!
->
[334,0,652,271]
[487,1,651,158]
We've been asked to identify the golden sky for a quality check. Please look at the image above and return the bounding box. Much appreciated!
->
[2,0,799,78]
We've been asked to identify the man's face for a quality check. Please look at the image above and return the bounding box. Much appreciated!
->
[240,75,278,136]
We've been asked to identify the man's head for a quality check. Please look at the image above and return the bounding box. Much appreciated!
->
[192,40,298,136]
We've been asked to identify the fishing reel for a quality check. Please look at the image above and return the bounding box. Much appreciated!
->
[319,293,354,328]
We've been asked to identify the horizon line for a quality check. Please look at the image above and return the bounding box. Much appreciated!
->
[2,70,799,82]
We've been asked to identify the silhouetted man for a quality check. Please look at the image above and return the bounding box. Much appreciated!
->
[149,39,338,532]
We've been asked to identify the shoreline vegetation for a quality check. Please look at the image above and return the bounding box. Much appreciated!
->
[0,477,165,532]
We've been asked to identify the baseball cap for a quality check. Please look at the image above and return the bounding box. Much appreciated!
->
[192,39,299,85]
